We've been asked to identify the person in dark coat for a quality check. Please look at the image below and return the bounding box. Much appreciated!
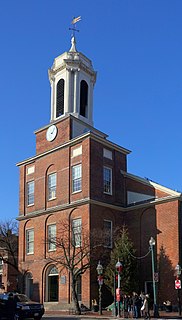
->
[132,292,140,318]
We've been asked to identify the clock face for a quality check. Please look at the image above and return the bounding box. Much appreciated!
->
[46,125,58,142]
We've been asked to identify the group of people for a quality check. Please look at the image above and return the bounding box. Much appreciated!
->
[123,292,150,319]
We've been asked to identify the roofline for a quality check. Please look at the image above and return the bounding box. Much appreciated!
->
[120,170,182,197]
[17,131,130,167]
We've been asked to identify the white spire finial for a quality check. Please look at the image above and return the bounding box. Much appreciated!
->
[69,36,77,52]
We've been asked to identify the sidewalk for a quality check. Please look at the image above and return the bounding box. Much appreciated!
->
[45,309,182,319]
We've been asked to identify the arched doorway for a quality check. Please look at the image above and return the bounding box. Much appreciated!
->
[25,272,33,299]
[46,266,59,302]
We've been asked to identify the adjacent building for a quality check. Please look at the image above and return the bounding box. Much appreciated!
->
[17,36,182,308]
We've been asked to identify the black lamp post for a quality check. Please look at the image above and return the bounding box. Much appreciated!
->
[175,263,181,316]
[115,260,122,318]
[96,261,103,315]
[149,237,159,318]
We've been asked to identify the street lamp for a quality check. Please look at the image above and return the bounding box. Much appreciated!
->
[175,263,181,316]
[149,237,159,318]
[96,261,103,315]
[115,260,122,317]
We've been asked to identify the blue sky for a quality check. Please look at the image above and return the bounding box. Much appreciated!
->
[1,0,182,220]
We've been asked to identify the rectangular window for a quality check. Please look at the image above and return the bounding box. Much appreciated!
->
[48,173,57,200]
[104,220,112,248]
[103,148,113,160]
[72,218,82,247]
[103,167,112,194]
[48,224,56,251]
[26,229,34,254]
[72,164,82,193]
[27,181,34,206]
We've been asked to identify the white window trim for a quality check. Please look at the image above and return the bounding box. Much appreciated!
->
[27,181,34,206]
[72,164,82,193]
[103,166,112,195]
[72,218,82,248]
[48,172,57,201]
[48,224,56,252]
[26,229,34,255]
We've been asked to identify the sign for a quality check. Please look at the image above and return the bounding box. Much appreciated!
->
[154,272,159,282]
[60,276,66,284]
[116,288,121,302]
[175,279,181,289]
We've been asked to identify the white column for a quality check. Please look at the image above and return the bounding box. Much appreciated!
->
[73,69,79,114]
[65,68,71,113]
[88,81,94,125]
[50,79,54,121]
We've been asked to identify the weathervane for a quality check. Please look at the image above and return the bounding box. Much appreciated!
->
[69,16,81,37]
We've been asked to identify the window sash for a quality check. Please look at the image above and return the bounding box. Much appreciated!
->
[48,173,57,200]
[103,167,112,194]
[72,219,82,247]
[26,229,34,254]
[72,165,82,192]
[27,181,34,205]
[48,224,56,251]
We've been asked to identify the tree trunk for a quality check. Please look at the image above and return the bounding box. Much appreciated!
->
[71,276,81,315]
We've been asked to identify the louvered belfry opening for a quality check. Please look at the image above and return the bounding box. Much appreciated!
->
[56,79,64,117]
[80,80,88,118]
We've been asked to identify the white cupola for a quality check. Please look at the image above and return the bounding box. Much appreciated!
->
[48,36,97,127]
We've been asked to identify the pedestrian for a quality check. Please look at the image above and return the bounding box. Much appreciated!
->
[141,294,150,319]
[132,292,140,318]
[127,294,133,318]
[123,294,129,318]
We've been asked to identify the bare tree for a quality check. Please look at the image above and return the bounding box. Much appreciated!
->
[46,219,105,314]
[0,219,19,272]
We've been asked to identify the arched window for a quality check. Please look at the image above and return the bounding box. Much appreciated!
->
[56,79,64,117]
[80,80,88,118]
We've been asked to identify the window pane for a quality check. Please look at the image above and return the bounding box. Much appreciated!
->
[27,181,34,205]
[72,165,82,192]
[48,224,56,251]
[72,219,82,247]
[48,173,57,200]
[103,167,112,194]
[26,229,34,254]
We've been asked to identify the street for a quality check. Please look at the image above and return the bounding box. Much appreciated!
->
[43,316,81,320]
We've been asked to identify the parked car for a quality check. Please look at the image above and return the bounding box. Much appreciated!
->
[0,292,44,320]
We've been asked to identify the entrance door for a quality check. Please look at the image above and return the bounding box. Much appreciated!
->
[47,266,59,302]
[48,275,58,301]
[26,273,33,300]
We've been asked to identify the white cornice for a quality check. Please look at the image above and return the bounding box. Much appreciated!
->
[120,170,181,197]
[17,126,130,167]
[16,194,181,221]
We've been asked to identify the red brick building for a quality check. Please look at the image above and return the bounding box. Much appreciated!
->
[17,36,182,309]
